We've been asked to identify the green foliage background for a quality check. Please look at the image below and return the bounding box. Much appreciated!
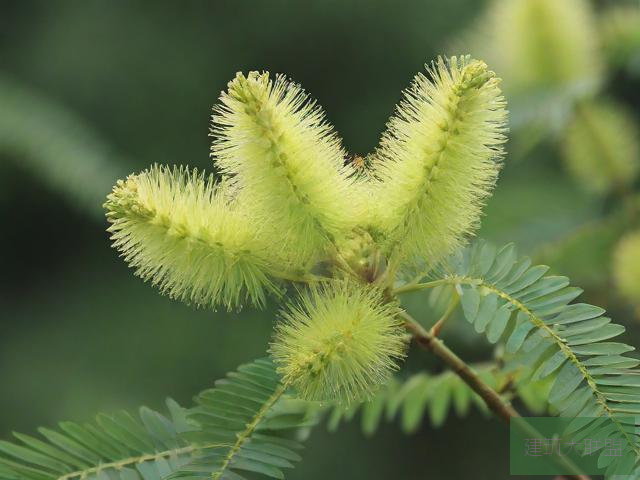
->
[1,1,639,478]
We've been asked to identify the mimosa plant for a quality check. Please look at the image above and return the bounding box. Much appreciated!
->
[2,55,640,480]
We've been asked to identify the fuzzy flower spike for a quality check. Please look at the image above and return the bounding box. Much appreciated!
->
[371,56,507,274]
[212,72,358,269]
[270,281,407,403]
[105,165,284,310]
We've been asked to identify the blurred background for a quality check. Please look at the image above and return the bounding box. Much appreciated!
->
[1,0,640,478]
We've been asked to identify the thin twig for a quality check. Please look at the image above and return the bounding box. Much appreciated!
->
[272,270,325,283]
[401,310,519,423]
[400,310,590,480]
[392,279,448,295]
[430,293,460,337]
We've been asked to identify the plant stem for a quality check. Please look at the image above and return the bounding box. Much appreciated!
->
[400,310,590,480]
[392,279,448,295]
[400,310,519,423]
[430,293,460,336]
[273,270,324,283]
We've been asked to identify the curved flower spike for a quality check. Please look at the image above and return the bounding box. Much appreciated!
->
[371,56,507,273]
[270,281,407,403]
[104,165,283,310]
[212,72,357,268]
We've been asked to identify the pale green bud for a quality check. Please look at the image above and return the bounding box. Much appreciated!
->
[457,0,602,96]
[270,282,407,403]
[562,100,639,195]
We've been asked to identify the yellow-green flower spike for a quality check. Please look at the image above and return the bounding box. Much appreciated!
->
[562,100,639,195]
[104,165,282,310]
[614,231,640,307]
[104,57,511,314]
[211,71,357,268]
[371,56,507,272]
[460,0,601,96]
[270,282,407,403]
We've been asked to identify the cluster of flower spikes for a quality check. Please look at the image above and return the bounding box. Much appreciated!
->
[105,55,507,403]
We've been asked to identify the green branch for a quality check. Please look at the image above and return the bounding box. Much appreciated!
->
[392,279,448,295]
